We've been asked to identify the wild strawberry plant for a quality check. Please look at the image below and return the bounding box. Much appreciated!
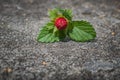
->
[37,8,96,43]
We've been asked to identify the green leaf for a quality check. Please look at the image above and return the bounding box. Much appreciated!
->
[48,8,73,21]
[48,9,58,20]
[68,21,96,42]
[56,8,72,20]
[37,22,66,43]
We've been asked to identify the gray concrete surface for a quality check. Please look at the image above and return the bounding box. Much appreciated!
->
[0,0,120,80]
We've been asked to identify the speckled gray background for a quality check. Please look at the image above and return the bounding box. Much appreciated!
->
[0,0,120,80]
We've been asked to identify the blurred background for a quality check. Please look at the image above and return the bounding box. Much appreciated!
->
[0,0,120,80]
[0,0,119,19]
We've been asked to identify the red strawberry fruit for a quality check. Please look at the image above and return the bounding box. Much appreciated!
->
[54,17,68,30]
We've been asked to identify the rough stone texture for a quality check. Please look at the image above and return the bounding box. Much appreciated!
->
[0,0,120,80]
